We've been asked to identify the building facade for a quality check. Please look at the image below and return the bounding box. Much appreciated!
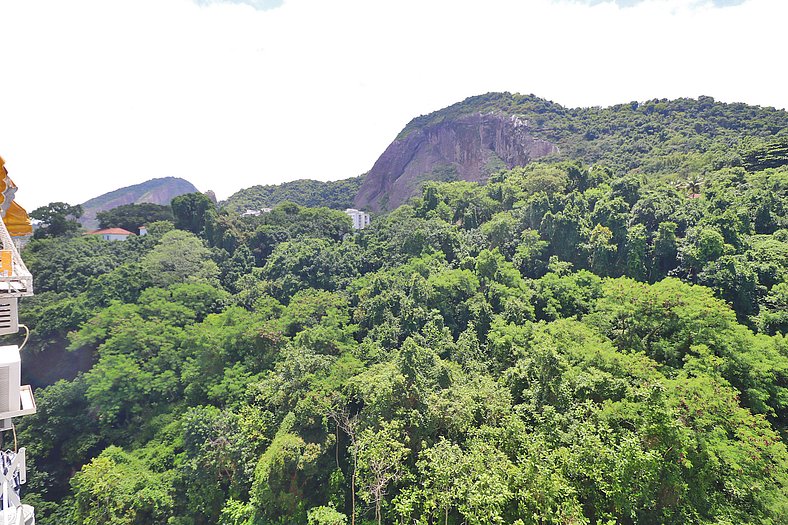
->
[345,208,371,230]
[86,227,134,241]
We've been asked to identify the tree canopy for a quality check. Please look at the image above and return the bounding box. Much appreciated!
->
[96,203,173,232]
[31,202,84,238]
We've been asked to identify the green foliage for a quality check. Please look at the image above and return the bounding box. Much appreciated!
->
[222,175,365,212]
[307,506,348,525]
[84,354,155,429]
[262,238,362,300]
[31,202,84,238]
[743,136,788,171]
[755,281,788,334]
[180,406,272,521]
[16,97,788,525]
[249,413,313,523]
[71,446,174,525]
[96,203,173,232]
[356,421,410,525]
[141,229,220,286]
[171,192,215,235]
[23,232,156,295]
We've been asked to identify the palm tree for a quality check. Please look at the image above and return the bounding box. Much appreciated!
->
[683,175,704,195]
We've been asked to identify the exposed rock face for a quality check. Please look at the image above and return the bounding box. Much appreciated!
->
[79,177,199,229]
[204,190,218,204]
[354,112,558,211]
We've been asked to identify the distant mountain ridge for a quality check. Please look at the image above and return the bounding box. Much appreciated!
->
[355,92,788,211]
[77,95,788,225]
[80,177,199,230]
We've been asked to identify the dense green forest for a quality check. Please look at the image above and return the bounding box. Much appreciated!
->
[9,96,788,524]
[222,176,365,213]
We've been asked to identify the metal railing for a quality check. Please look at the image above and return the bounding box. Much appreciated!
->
[0,220,31,297]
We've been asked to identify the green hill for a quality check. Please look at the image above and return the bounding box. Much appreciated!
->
[356,92,788,210]
[222,175,364,212]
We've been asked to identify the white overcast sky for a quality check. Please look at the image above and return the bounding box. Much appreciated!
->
[0,0,786,210]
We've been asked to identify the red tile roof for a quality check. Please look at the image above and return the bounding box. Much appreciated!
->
[87,228,135,236]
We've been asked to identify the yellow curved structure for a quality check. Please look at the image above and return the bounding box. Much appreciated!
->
[0,156,33,237]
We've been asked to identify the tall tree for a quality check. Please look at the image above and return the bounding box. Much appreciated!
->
[141,229,219,286]
[171,192,215,235]
[356,421,409,525]
[31,202,83,238]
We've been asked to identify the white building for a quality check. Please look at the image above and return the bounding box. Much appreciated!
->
[242,208,272,217]
[86,227,134,241]
[345,208,371,230]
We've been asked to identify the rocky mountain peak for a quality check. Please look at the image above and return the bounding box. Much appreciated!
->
[79,177,199,229]
[354,102,558,211]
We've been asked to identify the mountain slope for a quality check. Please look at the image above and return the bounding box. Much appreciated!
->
[354,111,558,211]
[79,177,199,229]
[355,92,788,211]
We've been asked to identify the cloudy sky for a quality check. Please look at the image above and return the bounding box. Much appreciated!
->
[0,0,785,209]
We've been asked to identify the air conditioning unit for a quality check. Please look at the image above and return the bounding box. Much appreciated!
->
[0,346,20,416]
[0,298,19,336]
[0,346,34,431]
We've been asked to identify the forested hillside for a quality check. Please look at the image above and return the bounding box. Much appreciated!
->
[9,95,788,524]
[223,176,365,213]
[356,92,788,211]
